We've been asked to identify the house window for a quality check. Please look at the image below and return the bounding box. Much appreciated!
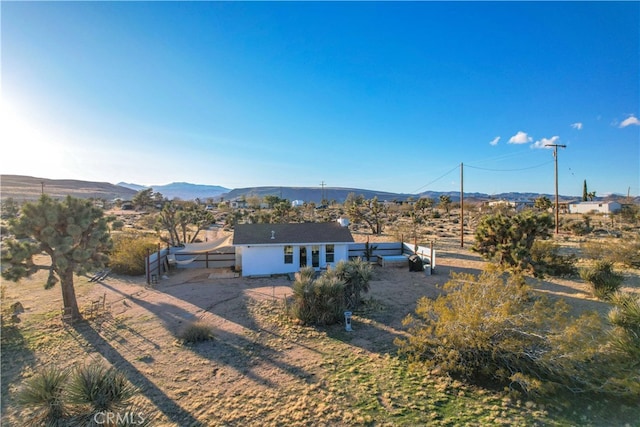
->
[326,245,335,263]
[284,246,293,264]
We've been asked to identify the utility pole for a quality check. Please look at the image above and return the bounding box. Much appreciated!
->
[460,162,464,248]
[319,181,326,205]
[545,143,566,235]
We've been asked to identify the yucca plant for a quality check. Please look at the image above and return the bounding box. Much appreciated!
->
[179,321,214,344]
[579,260,624,299]
[66,362,137,414]
[608,292,640,360]
[291,266,345,325]
[17,366,69,426]
[334,258,373,309]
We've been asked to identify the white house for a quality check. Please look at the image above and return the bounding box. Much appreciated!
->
[232,222,354,277]
[291,200,305,207]
[568,201,622,214]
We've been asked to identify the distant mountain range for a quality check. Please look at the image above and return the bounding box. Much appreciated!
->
[117,182,229,200]
[3,175,636,204]
[1,175,138,201]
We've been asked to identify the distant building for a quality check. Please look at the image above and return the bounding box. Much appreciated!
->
[568,201,622,214]
[291,200,305,207]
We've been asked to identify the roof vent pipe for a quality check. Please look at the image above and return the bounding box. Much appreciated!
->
[271,230,275,239]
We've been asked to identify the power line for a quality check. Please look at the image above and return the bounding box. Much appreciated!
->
[465,160,553,172]
[412,164,460,194]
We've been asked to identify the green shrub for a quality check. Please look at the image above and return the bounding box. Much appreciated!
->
[17,366,69,426]
[396,270,638,398]
[17,362,143,426]
[334,257,373,309]
[109,232,158,275]
[579,260,624,299]
[472,210,553,272]
[111,220,125,231]
[179,321,214,344]
[530,240,578,278]
[66,362,137,413]
[608,292,640,360]
[291,267,345,325]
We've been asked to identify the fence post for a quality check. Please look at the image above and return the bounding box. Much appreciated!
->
[146,248,151,285]
[156,243,161,278]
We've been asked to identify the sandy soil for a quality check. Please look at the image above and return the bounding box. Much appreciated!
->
[2,233,639,426]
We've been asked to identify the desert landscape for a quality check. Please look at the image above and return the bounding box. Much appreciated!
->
[2,208,639,426]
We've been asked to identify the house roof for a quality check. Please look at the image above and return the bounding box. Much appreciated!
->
[232,222,354,246]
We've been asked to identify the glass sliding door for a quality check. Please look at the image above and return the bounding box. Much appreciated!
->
[311,245,320,268]
[299,246,307,268]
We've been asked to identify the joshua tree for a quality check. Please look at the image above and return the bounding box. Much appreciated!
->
[1,195,112,320]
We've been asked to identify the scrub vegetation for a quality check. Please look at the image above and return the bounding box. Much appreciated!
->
[2,191,639,425]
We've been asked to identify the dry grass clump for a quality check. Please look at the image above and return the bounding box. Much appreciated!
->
[179,321,214,344]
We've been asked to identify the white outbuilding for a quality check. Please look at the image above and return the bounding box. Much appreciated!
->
[568,201,622,214]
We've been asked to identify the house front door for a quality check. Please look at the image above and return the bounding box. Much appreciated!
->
[299,247,307,268]
[311,245,320,268]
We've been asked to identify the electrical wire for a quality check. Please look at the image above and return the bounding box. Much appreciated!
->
[465,160,554,172]
[412,164,460,194]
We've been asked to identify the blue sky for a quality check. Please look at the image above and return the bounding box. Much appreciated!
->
[2,1,638,197]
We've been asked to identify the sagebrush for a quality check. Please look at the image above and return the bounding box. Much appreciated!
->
[396,270,640,398]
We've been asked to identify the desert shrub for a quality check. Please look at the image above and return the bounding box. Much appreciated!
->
[563,218,591,236]
[17,365,69,426]
[607,292,640,360]
[581,238,640,268]
[66,362,137,413]
[396,270,639,398]
[17,362,144,426]
[291,267,345,325]
[109,232,158,275]
[472,210,553,272]
[111,220,125,231]
[179,321,214,344]
[579,260,624,299]
[334,257,373,309]
[530,240,578,278]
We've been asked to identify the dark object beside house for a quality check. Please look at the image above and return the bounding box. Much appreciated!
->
[408,254,423,272]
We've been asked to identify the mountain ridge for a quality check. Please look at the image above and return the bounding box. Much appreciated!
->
[3,175,636,204]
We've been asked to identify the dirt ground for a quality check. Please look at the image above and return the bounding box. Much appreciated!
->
[2,233,639,426]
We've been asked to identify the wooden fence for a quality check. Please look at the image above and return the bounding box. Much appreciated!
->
[145,244,235,285]
[145,240,436,284]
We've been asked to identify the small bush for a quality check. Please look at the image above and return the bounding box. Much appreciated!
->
[17,366,69,426]
[530,240,578,278]
[579,260,624,299]
[66,362,137,413]
[109,232,158,275]
[17,362,143,426]
[608,292,640,360]
[291,267,345,325]
[180,321,214,344]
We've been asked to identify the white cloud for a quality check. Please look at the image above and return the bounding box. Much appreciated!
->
[508,131,532,144]
[532,135,560,149]
[489,136,500,146]
[570,122,583,130]
[619,115,640,128]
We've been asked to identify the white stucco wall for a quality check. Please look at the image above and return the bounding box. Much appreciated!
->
[569,202,621,214]
[236,243,350,277]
